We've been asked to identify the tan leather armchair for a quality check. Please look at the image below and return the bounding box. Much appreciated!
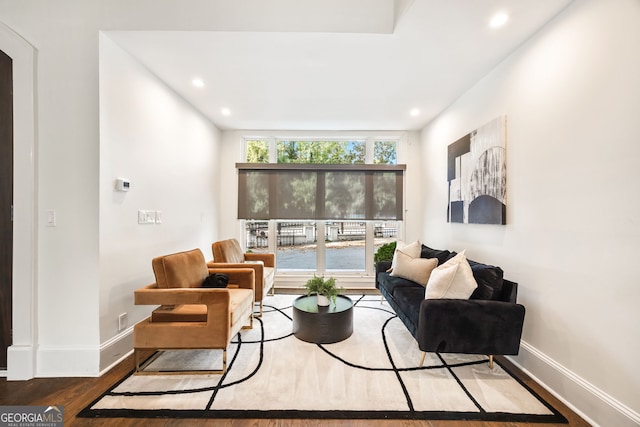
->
[208,238,275,317]
[133,248,255,374]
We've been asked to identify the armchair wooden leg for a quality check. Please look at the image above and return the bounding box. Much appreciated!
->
[221,349,227,374]
[134,350,163,373]
[255,301,263,318]
[419,351,427,367]
[488,355,494,369]
[242,314,254,330]
[135,349,140,372]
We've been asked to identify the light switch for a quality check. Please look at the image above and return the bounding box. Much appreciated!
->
[138,210,155,224]
[46,210,56,227]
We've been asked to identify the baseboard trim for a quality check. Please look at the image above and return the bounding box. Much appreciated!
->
[6,344,35,380]
[37,345,100,377]
[509,341,639,427]
[99,327,134,374]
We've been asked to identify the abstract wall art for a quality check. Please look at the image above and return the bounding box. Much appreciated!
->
[447,116,507,225]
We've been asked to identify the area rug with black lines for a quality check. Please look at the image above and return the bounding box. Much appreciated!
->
[79,294,567,422]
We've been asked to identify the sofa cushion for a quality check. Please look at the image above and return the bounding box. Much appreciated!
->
[390,251,438,286]
[203,273,229,288]
[389,240,421,272]
[468,259,504,301]
[425,251,478,299]
[378,272,421,298]
[420,244,455,265]
[152,249,209,289]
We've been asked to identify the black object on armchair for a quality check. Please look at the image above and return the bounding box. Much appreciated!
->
[375,249,525,368]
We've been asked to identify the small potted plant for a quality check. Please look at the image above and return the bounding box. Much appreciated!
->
[304,274,340,306]
[374,241,396,265]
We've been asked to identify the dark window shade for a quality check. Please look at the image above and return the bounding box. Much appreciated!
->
[237,163,405,220]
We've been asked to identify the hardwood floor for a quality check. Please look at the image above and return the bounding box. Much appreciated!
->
[0,354,591,427]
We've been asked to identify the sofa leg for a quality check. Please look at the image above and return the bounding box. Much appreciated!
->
[419,352,426,367]
[488,355,494,369]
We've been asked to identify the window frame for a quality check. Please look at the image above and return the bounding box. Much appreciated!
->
[239,135,404,280]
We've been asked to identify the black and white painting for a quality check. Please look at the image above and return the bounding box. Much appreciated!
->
[447,116,507,225]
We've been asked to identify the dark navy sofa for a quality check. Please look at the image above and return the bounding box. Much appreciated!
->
[376,244,525,366]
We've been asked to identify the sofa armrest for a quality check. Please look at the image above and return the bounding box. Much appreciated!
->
[501,279,518,303]
[207,267,255,291]
[135,285,232,306]
[417,299,525,355]
[375,261,392,288]
[245,252,275,268]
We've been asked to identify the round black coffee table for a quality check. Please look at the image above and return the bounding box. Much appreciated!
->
[292,295,353,344]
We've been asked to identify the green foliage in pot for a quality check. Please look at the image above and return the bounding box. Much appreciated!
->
[304,274,341,304]
[374,241,397,264]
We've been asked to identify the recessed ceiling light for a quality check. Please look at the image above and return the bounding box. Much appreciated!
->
[490,12,509,28]
[410,108,420,117]
[221,108,231,116]
[192,78,205,88]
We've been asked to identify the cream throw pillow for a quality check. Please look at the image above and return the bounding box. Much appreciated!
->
[425,250,478,299]
[390,251,438,286]
[388,240,421,272]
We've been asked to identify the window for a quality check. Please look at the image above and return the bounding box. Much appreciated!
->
[374,140,397,164]
[245,139,269,163]
[241,138,403,277]
[277,140,365,164]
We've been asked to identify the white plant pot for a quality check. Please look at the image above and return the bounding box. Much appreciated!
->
[316,294,330,306]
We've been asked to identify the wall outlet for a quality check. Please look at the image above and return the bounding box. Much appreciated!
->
[118,313,128,332]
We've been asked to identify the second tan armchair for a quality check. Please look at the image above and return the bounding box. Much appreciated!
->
[208,238,275,317]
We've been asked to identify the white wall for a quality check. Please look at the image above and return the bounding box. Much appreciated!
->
[419,1,640,425]
[0,2,104,377]
[0,0,238,377]
[98,34,221,371]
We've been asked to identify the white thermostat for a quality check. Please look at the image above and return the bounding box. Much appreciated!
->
[115,178,131,192]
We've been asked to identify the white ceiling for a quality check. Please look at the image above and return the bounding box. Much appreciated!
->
[106,0,573,131]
